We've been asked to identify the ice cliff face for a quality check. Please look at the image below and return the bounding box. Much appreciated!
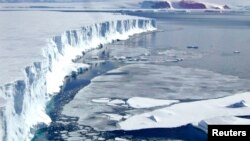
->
[0,18,156,141]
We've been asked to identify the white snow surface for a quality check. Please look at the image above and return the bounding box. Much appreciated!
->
[127,97,179,108]
[119,92,250,130]
[0,11,156,141]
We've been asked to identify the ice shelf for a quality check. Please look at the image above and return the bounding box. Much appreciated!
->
[0,11,156,141]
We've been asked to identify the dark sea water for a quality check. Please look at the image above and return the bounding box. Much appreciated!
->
[33,12,250,141]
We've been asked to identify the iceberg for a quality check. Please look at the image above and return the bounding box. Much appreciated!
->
[0,11,156,141]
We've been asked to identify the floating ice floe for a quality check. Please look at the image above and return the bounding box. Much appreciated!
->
[108,99,126,106]
[91,98,111,104]
[118,92,250,131]
[165,59,183,62]
[187,45,199,49]
[234,50,240,54]
[127,97,179,109]
[115,137,129,141]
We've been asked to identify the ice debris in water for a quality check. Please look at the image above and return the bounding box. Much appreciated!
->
[187,45,199,49]
[91,98,111,103]
[108,99,126,106]
[115,137,129,141]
